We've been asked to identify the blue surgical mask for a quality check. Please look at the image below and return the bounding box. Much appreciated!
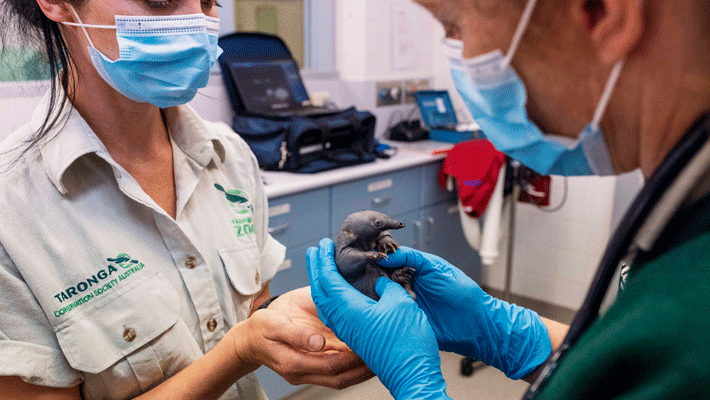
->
[64,8,223,109]
[446,0,623,176]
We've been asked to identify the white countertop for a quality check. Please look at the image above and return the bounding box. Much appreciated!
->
[262,140,454,199]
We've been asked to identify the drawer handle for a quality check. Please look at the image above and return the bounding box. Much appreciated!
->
[414,221,422,249]
[426,217,435,243]
[268,223,291,235]
[371,197,392,207]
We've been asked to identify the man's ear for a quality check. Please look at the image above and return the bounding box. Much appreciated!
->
[414,0,462,39]
[35,0,75,24]
[414,0,440,13]
[577,0,645,65]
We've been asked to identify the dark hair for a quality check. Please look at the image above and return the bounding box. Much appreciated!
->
[0,0,83,155]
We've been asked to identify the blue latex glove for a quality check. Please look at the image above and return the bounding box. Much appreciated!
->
[307,238,451,400]
[379,246,552,380]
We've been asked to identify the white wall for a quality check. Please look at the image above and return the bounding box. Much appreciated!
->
[485,177,616,310]
[333,0,439,139]
[336,0,435,81]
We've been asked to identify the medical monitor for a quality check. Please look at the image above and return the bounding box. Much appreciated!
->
[414,90,459,129]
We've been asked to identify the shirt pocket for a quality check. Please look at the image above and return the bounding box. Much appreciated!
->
[53,270,182,375]
[219,243,263,299]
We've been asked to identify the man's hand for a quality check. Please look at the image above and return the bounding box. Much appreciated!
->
[379,246,552,380]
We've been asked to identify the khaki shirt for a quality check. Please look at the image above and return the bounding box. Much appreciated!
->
[0,91,286,399]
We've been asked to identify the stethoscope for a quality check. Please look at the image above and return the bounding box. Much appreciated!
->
[523,113,710,399]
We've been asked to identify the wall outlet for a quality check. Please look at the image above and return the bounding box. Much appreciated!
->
[518,175,552,207]
[376,81,404,107]
[404,78,431,104]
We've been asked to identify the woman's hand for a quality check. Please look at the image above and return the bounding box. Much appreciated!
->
[232,288,374,390]
[267,287,364,354]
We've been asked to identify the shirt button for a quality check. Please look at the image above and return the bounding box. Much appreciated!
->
[185,256,197,269]
[123,328,137,342]
[255,272,261,284]
[206,319,218,332]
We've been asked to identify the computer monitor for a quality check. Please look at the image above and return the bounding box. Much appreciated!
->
[227,59,311,114]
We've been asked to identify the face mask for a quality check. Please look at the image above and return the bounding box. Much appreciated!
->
[63,7,223,108]
[446,0,623,176]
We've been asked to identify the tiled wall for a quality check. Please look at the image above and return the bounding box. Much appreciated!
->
[482,175,635,311]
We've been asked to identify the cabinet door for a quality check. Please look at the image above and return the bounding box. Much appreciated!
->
[391,209,424,250]
[422,202,482,282]
[269,188,330,249]
[268,244,312,297]
[331,168,422,234]
[420,162,456,208]
[255,244,311,400]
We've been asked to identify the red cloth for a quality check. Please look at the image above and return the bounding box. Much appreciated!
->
[438,140,506,218]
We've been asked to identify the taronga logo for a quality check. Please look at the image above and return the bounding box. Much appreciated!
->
[215,184,253,215]
[107,253,141,269]
[52,253,146,318]
[215,184,256,237]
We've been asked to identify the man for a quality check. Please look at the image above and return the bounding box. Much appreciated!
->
[308,0,710,398]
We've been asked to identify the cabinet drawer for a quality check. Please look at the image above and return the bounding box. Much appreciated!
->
[268,244,311,296]
[258,244,312,400]
[421,162,455,207]
[390,209,424,250]
[331,168,421,234]
[268,188,329,249]
[424,201,481,282]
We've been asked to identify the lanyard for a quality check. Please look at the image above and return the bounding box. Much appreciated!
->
[523,112,710,399]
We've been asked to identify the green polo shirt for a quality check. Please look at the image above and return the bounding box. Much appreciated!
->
[536,192,710,398]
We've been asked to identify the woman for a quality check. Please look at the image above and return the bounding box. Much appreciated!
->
[0,0,370,398]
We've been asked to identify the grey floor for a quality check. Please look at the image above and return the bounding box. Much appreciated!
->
[288,351,529,400]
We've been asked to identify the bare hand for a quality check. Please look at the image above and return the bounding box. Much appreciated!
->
[234,287,374,389]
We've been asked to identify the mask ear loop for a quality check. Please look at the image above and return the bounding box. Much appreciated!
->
[62,6,116,49]
[591,59,626,130]
[502,0,538,68]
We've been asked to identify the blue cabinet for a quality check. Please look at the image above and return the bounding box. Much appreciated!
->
[268,244,311,297]
[268,188,330,250]
[254,362,301,400]
[420,162,455,207]
[255,243,312,400]
[330,167,421,235]
[423,202,482,282]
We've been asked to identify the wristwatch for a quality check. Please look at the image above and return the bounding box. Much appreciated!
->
[257,295,280,311]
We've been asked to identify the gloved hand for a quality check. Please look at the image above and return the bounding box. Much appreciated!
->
[379,246,551,380]
[307,238,451,400]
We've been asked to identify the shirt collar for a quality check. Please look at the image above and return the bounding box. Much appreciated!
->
[36,89,225,195]
[35,91,110,195]
[163,105,226,167]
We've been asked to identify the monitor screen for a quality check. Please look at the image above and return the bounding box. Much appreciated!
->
[228,59,310,113]
[414,90,458,128]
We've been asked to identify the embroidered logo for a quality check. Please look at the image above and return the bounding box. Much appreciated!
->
[619,264,632,292]
[52,254,146,318]
[215,184,255,237]
[215,184,253,214]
